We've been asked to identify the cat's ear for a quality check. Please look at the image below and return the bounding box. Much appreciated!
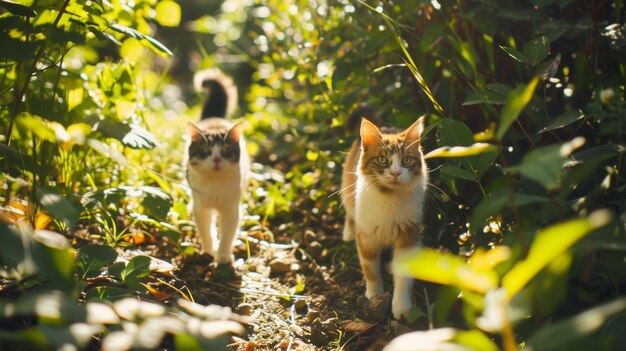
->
[187,122,204,142]
[226,120,245,144]
[360,118,381,150]
[403,115,425,146]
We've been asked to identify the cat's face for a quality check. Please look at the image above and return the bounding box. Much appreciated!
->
[187,121,243,173]
[359,117,425,190]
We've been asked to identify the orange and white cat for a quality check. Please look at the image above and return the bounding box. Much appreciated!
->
[341,113,427,319]
[186,69,249,265]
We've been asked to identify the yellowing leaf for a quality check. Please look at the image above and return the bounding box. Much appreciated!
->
[502,210,612,300]
[424,143,497,159]
[468,246,512,272]
[496,77,539,141]
[155,0,181,27]
[120,38,145,64]
[394,248,498,294]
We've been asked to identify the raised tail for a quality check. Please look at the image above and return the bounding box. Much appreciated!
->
[194,69,238,119]
[346,105,382,134]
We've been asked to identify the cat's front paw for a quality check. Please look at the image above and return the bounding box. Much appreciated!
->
[215,252,235,265]
[391,300,413,320]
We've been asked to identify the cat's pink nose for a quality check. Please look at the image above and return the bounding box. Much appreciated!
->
[390,169,401,178]
[213,157,222,165]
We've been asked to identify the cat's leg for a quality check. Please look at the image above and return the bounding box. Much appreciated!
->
[356,235,383,298]
[215,204,240,264]
[391,242,417,319]
[342,214,355,241]
[193,204,216,256]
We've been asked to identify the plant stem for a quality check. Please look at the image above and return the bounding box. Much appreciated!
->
[5,0,72,145]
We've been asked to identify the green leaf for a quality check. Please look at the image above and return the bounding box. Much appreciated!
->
[142,35,173,57]
[120,256,152,282]
[454,330,499,351]
[425,143,497,159]
[16,113,56,142]
[524,297,626,351]
[470,188,551,231]
[496,77,540,141]
[538,109,585,133]
[394,248,498,294]
[506,137,585,189]
[437,118,474,147]
[463,90,506,106]
[0,0,36,17]
[0,143,38,175]
[135,186,172,221]
[36,188,81,228]
[500,45,529,64]
[439,165,477,181]
[77,244,119,279]
[502,210,612,300]
[523,36,550,66]
[155,0,181,27]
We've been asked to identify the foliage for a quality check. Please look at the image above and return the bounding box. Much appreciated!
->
[1,0,626,350]
[198,0,625,349]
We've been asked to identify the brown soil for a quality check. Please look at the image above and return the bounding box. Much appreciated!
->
[172,227,433,351]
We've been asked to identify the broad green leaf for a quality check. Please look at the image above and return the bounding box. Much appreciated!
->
[155,0,181,27]
[502,210,612,300]
[91,118,157,149]
[470,188,551,231]
[439,165,477,181]
[120,255,152,282]
[475,151,499,178]
[523,36,550,66]
[394,248,498,294]
[425,143,497,159]
[137,186,172,221]
[77,244,119,279]
[538,109,585,133]
[437,118,474,147]
[499,45,529,64]
[496,77,540,141]
[36,187,81,228]
[524,297,626,351]
[463,91,506,106]
[537,53,561,80]
[506,137,585,189]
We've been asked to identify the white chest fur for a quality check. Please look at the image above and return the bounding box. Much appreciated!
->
[188,166,244,208]
[354,176,426,245]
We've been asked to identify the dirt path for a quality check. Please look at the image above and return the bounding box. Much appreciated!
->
[173,227,430,350]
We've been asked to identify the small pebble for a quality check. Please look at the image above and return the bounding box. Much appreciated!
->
[236,303,254,316]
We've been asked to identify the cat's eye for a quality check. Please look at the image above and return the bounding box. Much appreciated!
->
[221,148,233,158]
[375,156,388,166]
[402,156,416,167]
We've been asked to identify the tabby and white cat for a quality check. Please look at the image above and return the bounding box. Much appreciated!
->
[186,69,249,265]
[341,113,427,319]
